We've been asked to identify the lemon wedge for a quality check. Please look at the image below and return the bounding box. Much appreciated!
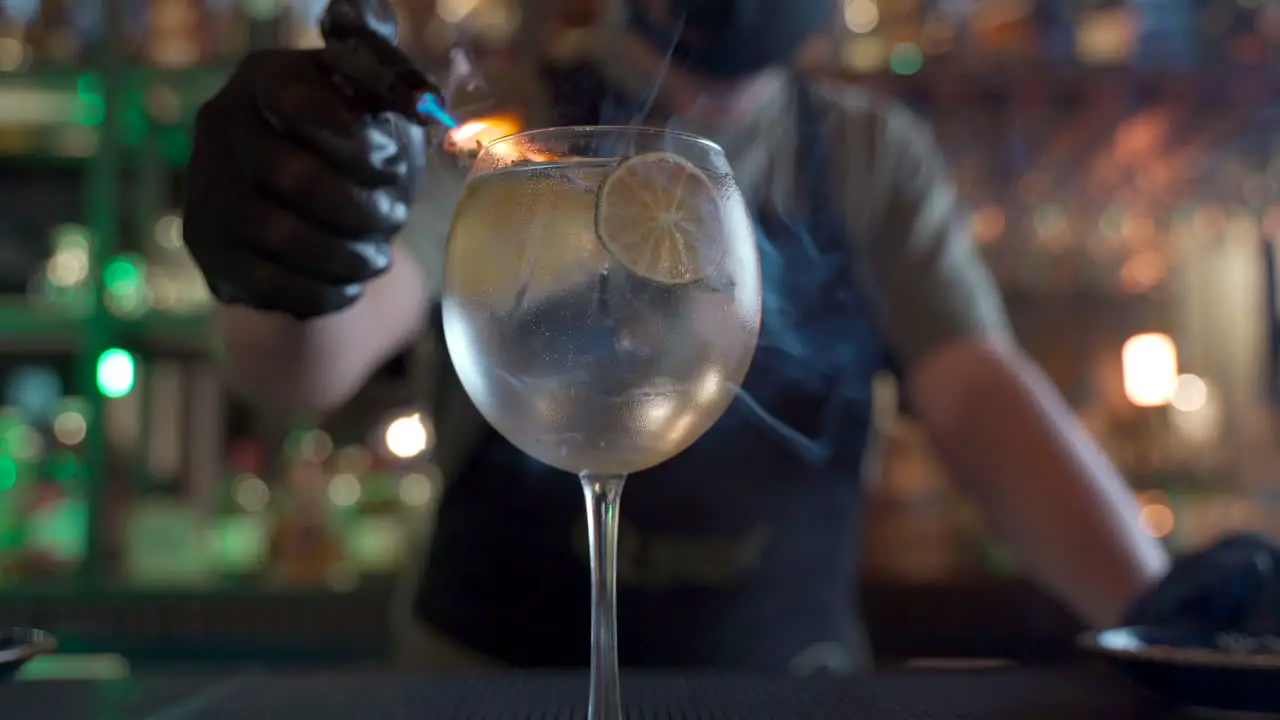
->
[594,151,723,285]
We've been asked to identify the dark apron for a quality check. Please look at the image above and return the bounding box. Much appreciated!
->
[416,81,892,673]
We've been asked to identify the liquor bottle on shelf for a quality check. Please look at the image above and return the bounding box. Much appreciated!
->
[861,418,972,581]
[143,0,210,69]
[143,357,185,489]
[31,224,94,318]
[0,407,30,584]
[343,450,411,576]
[969,0,1039,62]
[203,0,249,62]
[268,451,351,589]
[396,464,441,514]
[26,0,85,66]
[0,1,33,72]
[1030,0,1078,68]
[103,252,149,320]
[143,211,212,316]
[0,399,81,583]
[209,436,268,579]
[185,358,226,504]
[1074,1,1138,67]
[1132,0,1198,71]
[106,350,209,587]
[211,468,271,580]
[20,448,89,581]
[124,484,214,587]
[2,390,100,585]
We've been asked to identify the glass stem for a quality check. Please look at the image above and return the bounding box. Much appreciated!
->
[580,471,627,720]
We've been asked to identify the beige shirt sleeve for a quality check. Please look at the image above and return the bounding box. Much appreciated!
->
[828,91,1013,369]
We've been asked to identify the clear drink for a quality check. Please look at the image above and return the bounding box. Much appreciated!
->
[443,158,760,475]
[439,127,761,720]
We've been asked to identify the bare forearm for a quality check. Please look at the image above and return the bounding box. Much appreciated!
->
[216,245,429,420]
[909,341,1170,627]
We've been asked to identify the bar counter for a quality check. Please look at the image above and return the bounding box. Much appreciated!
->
[2,664,1162,719]
[0,577,1085,665]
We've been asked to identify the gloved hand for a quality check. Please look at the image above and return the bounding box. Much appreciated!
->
[1125,533,1280,637]
[183,23,427,320]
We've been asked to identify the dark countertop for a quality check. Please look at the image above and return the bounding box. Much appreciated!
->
[0,577,1085,666]
[0,665,1167,719]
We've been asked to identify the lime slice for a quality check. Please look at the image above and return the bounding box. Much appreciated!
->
[594,151,723,285]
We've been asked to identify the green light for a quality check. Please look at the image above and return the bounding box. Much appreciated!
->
[889,43,924,76]
[72,75,106,126]
[0,455,16,491]
[104,255,148,318]
[96,349,136,399]
[1,424,33,460]
[123,107,148,145]
[46,450,82,482]
[75,74,104,100]
[75,75,105,125]
[103,254,144,294]
[158,128,193,165]
[77,99,105,126]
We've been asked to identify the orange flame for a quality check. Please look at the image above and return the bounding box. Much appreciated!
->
[444,114,553,162]
[445,114,523,153]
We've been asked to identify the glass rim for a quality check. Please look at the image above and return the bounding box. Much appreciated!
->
[480,125,726,157]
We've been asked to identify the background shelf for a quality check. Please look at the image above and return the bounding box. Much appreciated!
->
[0,67,229,165]
[0,0,1273,638]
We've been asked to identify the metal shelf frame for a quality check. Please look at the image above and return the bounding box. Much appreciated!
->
[79,0,124,584]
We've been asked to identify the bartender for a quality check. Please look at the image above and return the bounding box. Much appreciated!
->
[182,0,1276,672]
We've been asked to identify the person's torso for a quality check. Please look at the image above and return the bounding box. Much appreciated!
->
[415,79,893,674]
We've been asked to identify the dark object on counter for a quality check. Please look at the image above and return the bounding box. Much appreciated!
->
[0,628,57,685]
[1080,625,1280,714]
[1125,533,1280,637]
[1099,533,1280,712]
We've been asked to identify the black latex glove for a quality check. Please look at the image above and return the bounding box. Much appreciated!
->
[1125,533,1280,636]
[183,33,427,319]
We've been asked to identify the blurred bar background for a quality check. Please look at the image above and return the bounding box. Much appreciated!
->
[2,0,1280,671]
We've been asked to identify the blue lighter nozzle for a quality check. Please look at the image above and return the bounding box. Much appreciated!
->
[417,93,459,129]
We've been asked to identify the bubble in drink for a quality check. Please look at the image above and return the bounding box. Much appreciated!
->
[443,157,760,474]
